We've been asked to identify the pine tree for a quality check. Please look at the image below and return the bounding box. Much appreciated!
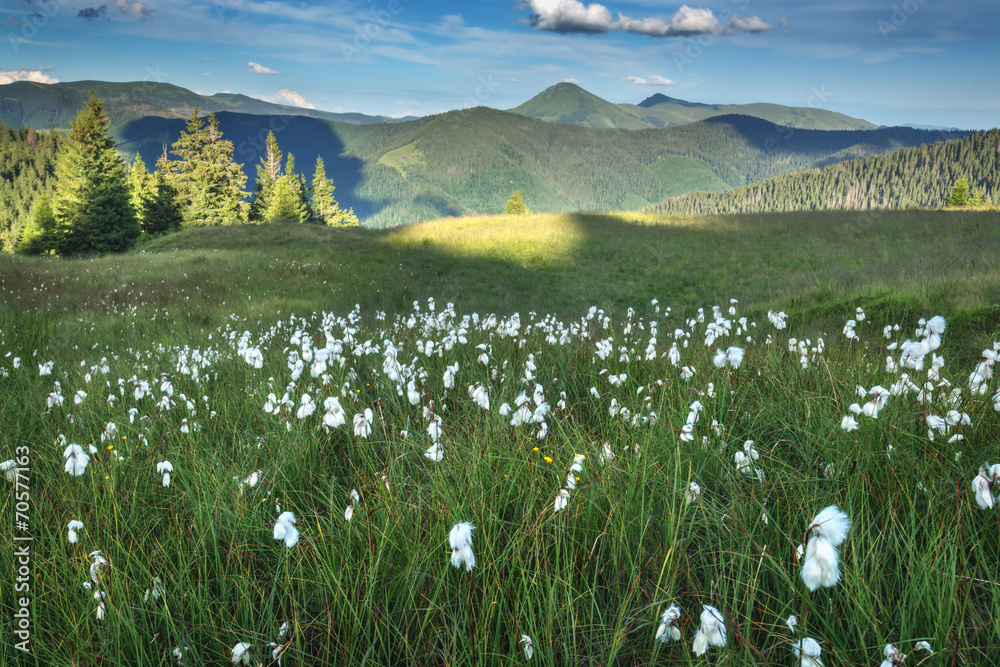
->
[311,155,360,226]
[265,153,311,222]
[948,177,970,207]
[128,154,155,233]
[16,193,58,254]
[145,150,183,235]
[506,190,528,215]
[248,130,282,223]
[169,109,248,226]
[51,91,139,254]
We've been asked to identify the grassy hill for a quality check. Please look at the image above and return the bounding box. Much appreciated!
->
[5,209,998,349]
[2,209,1000,665]
[511,82,879,131]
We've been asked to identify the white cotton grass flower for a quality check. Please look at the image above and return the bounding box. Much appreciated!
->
[684,481,701,505]
[786,615,798,633]
[840,414,859,432]
[239,470,263,495]
[692,604,727,656]
[427,414,442,443]
[1,459,18,483]
[63,443,90,476]
[654,603,682,643]
[913,641,933,654]
[89,550,109,584]
[144,576,165,602]
[231,642,254,665]
[972,465,994,510]
[801,505,851,592]
[468,383,490,410]
[94,589,107,620]
[554,488,570,512]
[519,634,534,659]
[345,489,360,522]
[880,643,905,667]
[67,519,84,544]
[448,521,476,572]
[273,511,299,548]
[791,637,824,667]
[353,408,374,438]
[424,442,444,462]
[156,460,174,487]
[296,393,315,419]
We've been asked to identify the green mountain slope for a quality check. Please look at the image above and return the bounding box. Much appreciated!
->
[648,129,1000,215]
[117,109,960,227]
[0,80,399,133]
[512,82,878,131]
[509,82,651,129]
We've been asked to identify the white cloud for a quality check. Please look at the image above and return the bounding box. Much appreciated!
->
[563,78,582,84]
[623,74,677,86]
[247,61,281,75]
[522,1,772,37]
[0,69,58,84]
[263,89,316,109]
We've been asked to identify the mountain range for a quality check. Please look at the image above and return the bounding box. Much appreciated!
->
[0,79,968,229]
[510,82,878,131]
[0,80,407,133]
[1,79,877,135]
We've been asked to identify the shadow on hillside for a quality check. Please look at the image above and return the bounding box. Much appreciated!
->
[116,113,384,220]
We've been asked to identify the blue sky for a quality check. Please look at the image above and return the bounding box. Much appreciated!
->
[3,0,998,128]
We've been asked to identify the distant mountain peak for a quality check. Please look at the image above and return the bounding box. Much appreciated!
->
[637,93,714,110]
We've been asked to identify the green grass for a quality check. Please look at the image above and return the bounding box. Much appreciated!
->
[1,209,999,665]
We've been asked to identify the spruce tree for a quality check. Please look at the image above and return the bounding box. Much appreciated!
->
[16,193,58,254]
[265,153,311,222]
[506,190,528,215]
[128,154,155,233]
[169,109,248,226]
[248,130,282,223]
[948,177,970,207]
[52,91,139,254]
[146,150,184,235]
[311,156,360,226]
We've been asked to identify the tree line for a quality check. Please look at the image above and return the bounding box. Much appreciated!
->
[647,129,999,216]
[13,92,358,256]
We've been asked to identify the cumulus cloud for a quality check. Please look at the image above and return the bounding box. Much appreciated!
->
[522,1,772,37]
[77,0,152,21]
[0,68,58,84]
[622,74,677,86]
[247,61,281,75]
[264,89,316,109]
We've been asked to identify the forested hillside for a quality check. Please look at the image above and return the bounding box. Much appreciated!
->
[0,80,400,134]
[0,126,59,250]
[648,129,999,215]
[121,110,962,227]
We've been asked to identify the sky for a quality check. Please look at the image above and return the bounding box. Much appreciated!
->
[2,0,998,128]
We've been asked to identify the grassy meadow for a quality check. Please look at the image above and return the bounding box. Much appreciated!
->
[2,209,1000,665]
